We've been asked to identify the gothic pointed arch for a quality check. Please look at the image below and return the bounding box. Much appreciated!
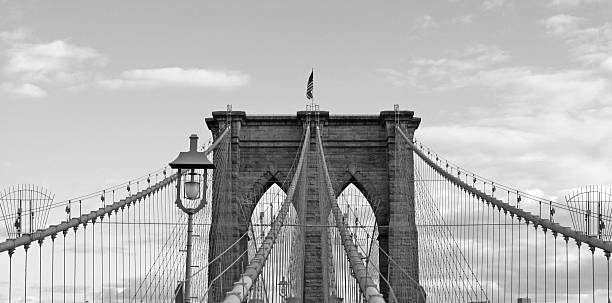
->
[238,170,290,224]
[334,170,387,226]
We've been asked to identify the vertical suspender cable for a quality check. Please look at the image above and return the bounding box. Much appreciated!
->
[122,207,125,303]
[81,200,85,303]
[590,246,595,303]
[489,203,493,299]
[504,211,507,303]
[470,195,480,298]
[578,242,582,303]
[545,227,548,303]
[148,192,152,302]
[129,204,132,301]
[39,240,43,303]
[101,195,105,302]
[526,220,530,299]
[510,210,514,302]
[84,224,87,303]
[565,236,569,303]
[63,230,67,303]
[554,231,557,303]
[481,198,486,298]
[24,245,29,303]
[139,197,143,300]
[115,209,119,303]
[519,217,523,297]
[488,202,492,299]
[497,209,501,303]
[108,212,112,303]
[101,215,104,303]
[473,192,478,300]
[9,249,13,303]
[606,251,610,303]
[92,220,96,303]
[73,227,77,303]
[535,224,538,303]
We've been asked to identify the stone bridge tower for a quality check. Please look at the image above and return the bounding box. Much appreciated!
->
[205,109,421,303]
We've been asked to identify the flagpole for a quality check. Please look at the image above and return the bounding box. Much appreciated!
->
[309,68,319,125]
[305,68,320,125]
[310,68,314,112]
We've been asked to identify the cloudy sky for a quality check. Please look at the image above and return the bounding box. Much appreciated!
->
[1,0,612,235]
[1,1,612,301]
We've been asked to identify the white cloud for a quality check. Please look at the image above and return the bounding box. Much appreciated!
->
[99,67,250,90]
[568,22,612,64]
[0,35,107,96]
[5,40,106,82]
[546,0,602,7]
[452,15,474,25]
[0,30,251,95]
[482,0,508,10]
[419,107,612,218]
[0,29,29,43]
[413,15,439,31]
[542,14,584,37]
[0,82,47,98]
[377,68,416,88]
[471,67,611,111]
[542,16,612,66]
[602,56,612,72]
[379,44,509,89]
[407,56,612,201]
[448,44,510,65]
[382,40,612,203]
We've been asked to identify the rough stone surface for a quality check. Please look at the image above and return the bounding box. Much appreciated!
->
[205,110,421,303]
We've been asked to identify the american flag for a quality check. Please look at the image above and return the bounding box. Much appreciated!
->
[306,69,313,99]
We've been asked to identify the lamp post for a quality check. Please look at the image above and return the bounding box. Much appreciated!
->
[169,134,215,303]
[278,276,288,302]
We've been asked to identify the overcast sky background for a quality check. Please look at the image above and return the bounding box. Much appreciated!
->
[1,0,612,301]
[1,0,612,205]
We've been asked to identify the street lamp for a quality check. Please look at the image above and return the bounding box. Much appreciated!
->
[169,134,215,303]
[278,276,289,301]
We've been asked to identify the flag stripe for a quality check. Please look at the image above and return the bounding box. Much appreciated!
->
[306,70,314,99]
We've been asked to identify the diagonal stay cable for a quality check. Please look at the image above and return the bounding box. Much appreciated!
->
[189,228,250,280]
[411,158,488,299]
[197,236,261,302]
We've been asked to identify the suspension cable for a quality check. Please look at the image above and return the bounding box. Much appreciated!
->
[399,127,612,253]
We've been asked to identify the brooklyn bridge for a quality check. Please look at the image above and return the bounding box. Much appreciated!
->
[1,108,611,303]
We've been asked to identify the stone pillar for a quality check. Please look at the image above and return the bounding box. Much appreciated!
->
[206,111,250,303]
[377,227,390,301]
[203,109,422,303]
[381,110,424,303]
